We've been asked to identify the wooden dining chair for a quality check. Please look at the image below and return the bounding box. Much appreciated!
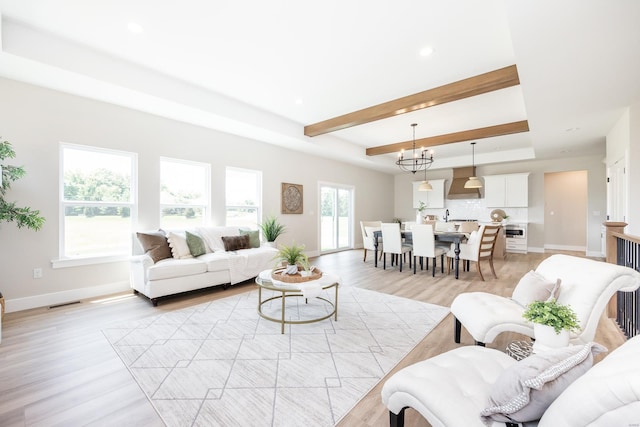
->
[381,222,412,272]
[411,224,447,277]
[446,224,500,281]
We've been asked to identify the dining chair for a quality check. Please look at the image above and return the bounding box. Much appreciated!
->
[360,220,383,262]
[411,224,447,277]
[446,224,500,281]
[457,221,479,233]
[381,222,412,272]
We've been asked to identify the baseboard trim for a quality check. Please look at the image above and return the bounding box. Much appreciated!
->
[544,244,587,252]
[5,281,130,313]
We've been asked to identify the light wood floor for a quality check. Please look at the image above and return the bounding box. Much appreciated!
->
[0,250,627,427]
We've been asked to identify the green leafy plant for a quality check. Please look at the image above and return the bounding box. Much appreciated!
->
[259,215,286,242]
[1,138,45,230]
[417,201,427,212]
[523,299,580,334]
[274,242,308,267]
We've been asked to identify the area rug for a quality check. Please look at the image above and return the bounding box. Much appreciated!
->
[103,286,449,427]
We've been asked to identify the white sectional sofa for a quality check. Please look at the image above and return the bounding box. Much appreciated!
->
[130,226,278,306]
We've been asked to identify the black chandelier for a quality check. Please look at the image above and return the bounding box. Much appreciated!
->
[396,123,434,174]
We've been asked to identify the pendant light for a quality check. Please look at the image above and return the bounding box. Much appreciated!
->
[396,123,434,173]
[418,159,433,191]
[464,142,483,189]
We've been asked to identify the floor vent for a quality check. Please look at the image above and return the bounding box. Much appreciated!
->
[48,301,81,309]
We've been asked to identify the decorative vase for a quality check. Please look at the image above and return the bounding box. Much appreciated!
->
[285,264,299,275]
[264,241,277,248]
[416,211,423,224]
[533,323,570,352]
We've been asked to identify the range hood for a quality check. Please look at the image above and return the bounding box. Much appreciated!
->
[447,167,482,199]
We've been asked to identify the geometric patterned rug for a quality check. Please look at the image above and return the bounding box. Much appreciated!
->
[103,286,449,427]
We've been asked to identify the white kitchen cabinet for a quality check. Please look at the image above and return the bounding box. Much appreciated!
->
[412,179,445,209]
[483,173,529,207]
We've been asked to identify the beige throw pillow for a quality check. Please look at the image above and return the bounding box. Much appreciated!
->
[512,270,561,307]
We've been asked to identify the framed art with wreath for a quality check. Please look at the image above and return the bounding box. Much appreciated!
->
[281,182,303,214]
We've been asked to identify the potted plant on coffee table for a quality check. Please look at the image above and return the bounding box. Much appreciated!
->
[273,242,308,275]
[523,299,580,351]
[259,215,286,247]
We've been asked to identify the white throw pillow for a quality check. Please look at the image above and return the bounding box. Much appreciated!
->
[512,270,561,307]
[166,231,193,259]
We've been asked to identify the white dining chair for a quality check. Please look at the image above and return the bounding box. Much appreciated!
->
[411,224,447,277]
[381,222,412,272]
[360,220,383,262]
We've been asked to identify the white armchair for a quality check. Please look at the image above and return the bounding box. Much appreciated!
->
[451,254,640,346]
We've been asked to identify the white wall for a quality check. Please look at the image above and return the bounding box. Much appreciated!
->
[606,103,640,236]
[0,78,394,312]
[394,154,606,255]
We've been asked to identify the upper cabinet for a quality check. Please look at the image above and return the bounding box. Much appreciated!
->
[484,173,529,207]
[412,179,446,209]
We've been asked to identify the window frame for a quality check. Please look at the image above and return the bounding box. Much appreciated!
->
[54,143,138,268]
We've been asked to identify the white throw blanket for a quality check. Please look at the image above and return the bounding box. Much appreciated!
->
[258,269,341,299]
[227,247,278,285]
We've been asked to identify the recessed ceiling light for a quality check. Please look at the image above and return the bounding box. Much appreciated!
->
[419,46,434,57]
[128,22,144,34]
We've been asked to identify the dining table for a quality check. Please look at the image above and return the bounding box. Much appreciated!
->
[372,229,467,279]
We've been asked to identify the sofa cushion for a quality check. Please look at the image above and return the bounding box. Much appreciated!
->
[240,229,260,248]
[512,270,561,307]
[186,231,206,257]
[167,231,193,259]
[146,257,208,281]
[222,235,251,251]
[197,252,232,272]
[136,231,172,263]
[480,342,606,424]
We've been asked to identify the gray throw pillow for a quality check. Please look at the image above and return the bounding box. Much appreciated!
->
[480,342,607,424]
[186,231,206,257]
[136,231,172,263]
[240,229,260,248]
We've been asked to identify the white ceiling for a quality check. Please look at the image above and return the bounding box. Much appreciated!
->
[0,0,638,174]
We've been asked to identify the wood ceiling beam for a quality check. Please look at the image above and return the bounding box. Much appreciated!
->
[304,64,520,137]
[365,120,529,156]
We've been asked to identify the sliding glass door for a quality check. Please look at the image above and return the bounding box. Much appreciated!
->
[320,183,353,253]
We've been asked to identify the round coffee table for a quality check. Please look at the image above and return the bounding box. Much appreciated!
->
[255,269,339,334]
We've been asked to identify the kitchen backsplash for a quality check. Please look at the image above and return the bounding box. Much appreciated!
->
[420,198,528,223]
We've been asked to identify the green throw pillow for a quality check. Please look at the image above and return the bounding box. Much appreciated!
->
[240,229,260,248]
[186,231,206,257]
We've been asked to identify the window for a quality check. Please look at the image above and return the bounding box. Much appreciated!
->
[60,144,137,260]
[160,158,210,229]
[225,167,261,229]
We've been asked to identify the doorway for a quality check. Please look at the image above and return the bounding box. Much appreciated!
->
[320,183,353,253]
[544,171,588,252]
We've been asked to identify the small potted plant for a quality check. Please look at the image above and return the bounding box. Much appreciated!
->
[259,215,286,247]
[274,242,308,275]
[523,299,580,350]
[416,201,427,223]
